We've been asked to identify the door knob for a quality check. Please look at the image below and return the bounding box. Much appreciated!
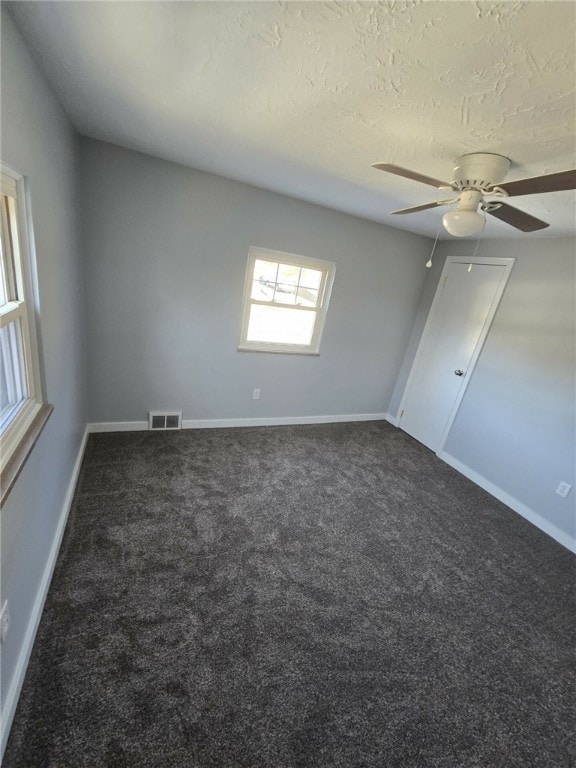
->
[454,369,464,376]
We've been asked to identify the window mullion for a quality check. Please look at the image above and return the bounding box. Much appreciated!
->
[271,262,280,303]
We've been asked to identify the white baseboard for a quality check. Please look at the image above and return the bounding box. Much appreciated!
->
[384,412,400,427]
[438,450,576,554]
[182,413,387,429]
[87,421,148,433]
[0,425,89,758]
[87,413,388,433]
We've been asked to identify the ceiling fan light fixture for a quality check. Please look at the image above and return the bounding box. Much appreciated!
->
[442,208,486,237]
[376,153,576,235]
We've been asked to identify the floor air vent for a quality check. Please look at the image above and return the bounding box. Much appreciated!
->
[148,411,182,431]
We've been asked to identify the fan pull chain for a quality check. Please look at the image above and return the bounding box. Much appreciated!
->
[426,217,483,271]
[471,233,483,260]
[425,220,444,268]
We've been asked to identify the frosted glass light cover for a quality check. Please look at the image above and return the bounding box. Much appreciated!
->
[443,209,485,237]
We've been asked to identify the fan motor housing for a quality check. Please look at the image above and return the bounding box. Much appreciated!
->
[452,153,511,191]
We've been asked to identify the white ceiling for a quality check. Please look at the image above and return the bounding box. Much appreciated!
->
[8,1,576,239]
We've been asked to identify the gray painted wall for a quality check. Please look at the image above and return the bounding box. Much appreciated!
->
[390,238,575,540]
[2,5,573,752]
[80,138,432,423]
[0,7,87,729]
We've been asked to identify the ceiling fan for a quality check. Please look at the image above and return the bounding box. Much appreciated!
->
[373,153,576,237]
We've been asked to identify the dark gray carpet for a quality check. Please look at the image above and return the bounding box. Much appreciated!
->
[3,422,575,767]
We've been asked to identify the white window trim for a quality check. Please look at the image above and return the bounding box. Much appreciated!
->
[1,166,50,501]
[238,247,335,355]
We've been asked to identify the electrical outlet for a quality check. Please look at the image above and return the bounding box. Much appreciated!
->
[0,601,10,643]
[252,388,261,400]
[555,481,572,499]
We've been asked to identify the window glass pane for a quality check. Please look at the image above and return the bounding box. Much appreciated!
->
[0,195,14,307]
[247,305,316,346]
[273,284,297,304]
[300,268,323,290]
[0,233,7,306]
[252,259,277,302]
[0,320,27,431]
[253,259,278,284]
[277,263,300,286]
[251,279,274,302]
[296,287,319,307]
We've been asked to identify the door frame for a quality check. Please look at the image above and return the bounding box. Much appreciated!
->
[397,255,515,455]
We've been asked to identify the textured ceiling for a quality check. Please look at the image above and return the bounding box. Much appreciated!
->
[8,1,576,239]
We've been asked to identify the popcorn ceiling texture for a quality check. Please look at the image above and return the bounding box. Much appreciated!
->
[3,423,575,767]
[8,1,576,237]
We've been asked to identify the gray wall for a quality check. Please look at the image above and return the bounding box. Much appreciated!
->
[391,238,575,540]
[2,5,573,748]
[80,138,432,423]
[0,7,87,731]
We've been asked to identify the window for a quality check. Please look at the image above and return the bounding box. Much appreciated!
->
[1,168,51,504]
[239,248,335,355]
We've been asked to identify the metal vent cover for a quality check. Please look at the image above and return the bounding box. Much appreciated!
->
[148,411,182,430]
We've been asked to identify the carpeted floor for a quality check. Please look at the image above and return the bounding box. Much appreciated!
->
[3,422,575,767]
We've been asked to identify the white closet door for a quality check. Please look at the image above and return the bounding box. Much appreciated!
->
[400,260,510,452]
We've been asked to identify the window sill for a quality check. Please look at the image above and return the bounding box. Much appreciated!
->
[0,403,53,507]
[237,345,320,356]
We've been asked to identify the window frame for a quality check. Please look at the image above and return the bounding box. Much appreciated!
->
[0,166,51,505]
[238,247,335,355]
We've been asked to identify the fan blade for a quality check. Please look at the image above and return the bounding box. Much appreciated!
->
[373,163,452,189]
[492,169,576,197]
[484,202,549,232]
[391,199,456,215]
